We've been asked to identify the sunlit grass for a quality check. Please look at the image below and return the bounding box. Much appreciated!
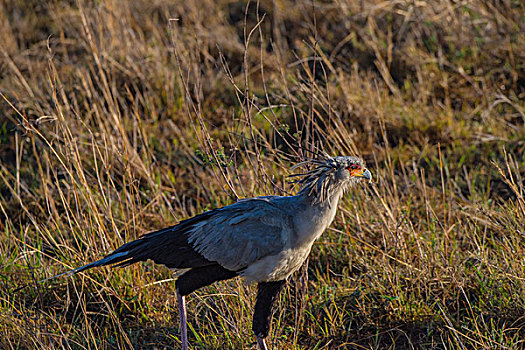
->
[1,0,524,349]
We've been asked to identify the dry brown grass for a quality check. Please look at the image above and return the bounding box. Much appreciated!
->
[1,0,524,349]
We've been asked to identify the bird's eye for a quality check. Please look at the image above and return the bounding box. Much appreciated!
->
[347,164,359,170]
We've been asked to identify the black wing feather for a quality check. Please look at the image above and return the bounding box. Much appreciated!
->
[76,210,218,273]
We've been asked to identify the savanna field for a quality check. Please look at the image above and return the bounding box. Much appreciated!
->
[1,0,524,349]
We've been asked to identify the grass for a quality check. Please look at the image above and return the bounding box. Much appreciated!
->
[1,0,524,349]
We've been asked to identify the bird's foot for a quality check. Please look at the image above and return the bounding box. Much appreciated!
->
[256,336,268,350]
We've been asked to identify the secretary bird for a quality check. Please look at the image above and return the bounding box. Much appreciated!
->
[58,156,371,349]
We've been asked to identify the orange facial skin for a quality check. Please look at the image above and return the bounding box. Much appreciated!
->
[347,164,362,177]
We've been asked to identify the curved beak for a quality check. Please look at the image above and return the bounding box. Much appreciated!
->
[353,168,372,182]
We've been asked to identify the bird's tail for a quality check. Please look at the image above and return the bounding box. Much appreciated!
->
[39,251,132,284]
[38,225,178,286]
[13,212,215,293]
[10,251,133,293]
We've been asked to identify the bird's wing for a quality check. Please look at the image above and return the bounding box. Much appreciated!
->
[187,197,293,271]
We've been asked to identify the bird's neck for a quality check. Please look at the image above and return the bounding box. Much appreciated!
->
[303,185,344,209]
[293,188,344,246]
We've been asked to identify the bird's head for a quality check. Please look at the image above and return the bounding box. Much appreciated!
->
[291,155,371,203]
[330,156,372,186]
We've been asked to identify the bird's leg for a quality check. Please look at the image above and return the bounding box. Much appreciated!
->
[175,265,238,349]
[252,280,286,350]
[177,289,188,350]
[256,336,268,350]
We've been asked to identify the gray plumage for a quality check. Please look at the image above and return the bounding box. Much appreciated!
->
[187,197,291,272]
[53,155,371,350]
[186,156,370,282]
[70,155,370,277]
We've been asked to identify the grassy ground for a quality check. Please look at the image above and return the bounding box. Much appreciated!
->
[1,0,524,349]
